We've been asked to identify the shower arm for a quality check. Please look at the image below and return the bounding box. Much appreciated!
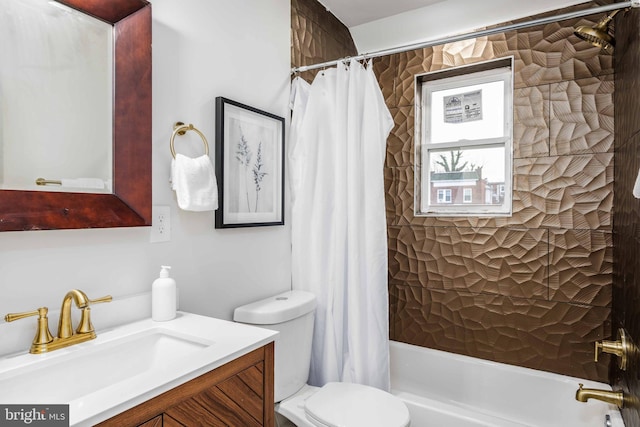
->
[292,1,639,74]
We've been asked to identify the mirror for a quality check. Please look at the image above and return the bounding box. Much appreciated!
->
[1,0,113,194]
[0,0,151,231]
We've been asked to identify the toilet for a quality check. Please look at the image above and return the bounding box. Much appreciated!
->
[233,290,411,427]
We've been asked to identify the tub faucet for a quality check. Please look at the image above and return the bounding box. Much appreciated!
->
[575,383,625,408]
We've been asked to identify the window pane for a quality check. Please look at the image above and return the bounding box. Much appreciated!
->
[463,188,472,203]
[429,80,505,143]
[424,146,506,208]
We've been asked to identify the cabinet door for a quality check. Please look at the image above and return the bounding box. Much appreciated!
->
[163,414,184,427]
[136,413,183,427]
[136,415,162,427]
[165,362,265,427]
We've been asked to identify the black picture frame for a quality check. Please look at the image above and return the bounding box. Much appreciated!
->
[214,97,285,228]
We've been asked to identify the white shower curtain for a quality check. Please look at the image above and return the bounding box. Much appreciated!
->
[289,59,394,391]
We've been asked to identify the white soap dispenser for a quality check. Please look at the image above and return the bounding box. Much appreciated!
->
[152,265,177,321]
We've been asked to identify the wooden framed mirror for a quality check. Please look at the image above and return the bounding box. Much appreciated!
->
[0,0,151,231]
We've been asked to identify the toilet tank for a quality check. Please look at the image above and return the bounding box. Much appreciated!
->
[233,290,316,403]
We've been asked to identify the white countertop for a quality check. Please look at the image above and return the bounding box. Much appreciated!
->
[0,312,278,426]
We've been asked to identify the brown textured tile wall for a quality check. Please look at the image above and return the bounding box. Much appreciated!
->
[613,7,640,427]
[380,3,615,383]
[291,0,615,383]
[291,0,357,82]
[389,284,611,380]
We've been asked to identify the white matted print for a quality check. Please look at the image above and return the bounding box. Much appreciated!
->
[215,97,284,228]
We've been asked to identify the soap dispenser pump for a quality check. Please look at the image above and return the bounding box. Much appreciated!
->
[152,265,177,321]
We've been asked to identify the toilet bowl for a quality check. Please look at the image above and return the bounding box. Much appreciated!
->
[233,290,410,427]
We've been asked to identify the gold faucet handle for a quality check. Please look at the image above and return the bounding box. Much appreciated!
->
[595,340,622,362]
[76,295,112,334]
[5,308,44,323]
[88,295,113,305]
[594,328,633,370]
[4,307,54,350]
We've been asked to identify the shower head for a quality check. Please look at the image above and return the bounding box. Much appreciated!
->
[574,10,620,54]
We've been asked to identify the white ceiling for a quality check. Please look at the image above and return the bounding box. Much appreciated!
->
[317,0,446,27]
[317,0,590,54]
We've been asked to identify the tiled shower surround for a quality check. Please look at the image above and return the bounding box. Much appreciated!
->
[291,0,356,81]
[614,6,640,426]
[292,0,615,384]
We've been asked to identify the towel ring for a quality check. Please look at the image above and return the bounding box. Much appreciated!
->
[170,122,209,159]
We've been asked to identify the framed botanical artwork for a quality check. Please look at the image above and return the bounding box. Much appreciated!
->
[214,97,285,228]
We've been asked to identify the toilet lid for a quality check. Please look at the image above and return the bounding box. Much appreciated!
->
[304,382,410,427]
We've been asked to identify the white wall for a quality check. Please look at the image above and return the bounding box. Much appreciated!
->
[0,0,291,356]
[349,0,587,54]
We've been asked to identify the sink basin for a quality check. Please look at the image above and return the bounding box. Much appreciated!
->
[0,328,213,403]
[0,312,278,426]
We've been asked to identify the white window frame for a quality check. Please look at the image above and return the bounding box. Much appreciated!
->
[463,188,472,203]
[437,189,452,203]
[415,58,513,217]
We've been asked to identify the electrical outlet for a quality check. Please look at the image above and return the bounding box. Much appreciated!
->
[150,205,171,243]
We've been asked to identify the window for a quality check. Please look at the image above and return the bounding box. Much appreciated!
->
[437,189,452,203]
[463,188,472,203]
[415,58,513,216]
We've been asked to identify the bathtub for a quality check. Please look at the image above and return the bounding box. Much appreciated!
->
[389,341,625,427]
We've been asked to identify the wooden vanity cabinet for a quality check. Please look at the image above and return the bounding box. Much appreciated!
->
[136,415,162,427]
[97,343,274,427]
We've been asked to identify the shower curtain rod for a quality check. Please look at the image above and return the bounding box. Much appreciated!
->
[291,1,636,74]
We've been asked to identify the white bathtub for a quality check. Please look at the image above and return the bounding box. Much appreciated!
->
[389,341,625,427]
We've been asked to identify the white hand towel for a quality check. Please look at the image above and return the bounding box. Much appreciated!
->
[634,167,640,199]
[171,153,218,211]
[61,178,105,189]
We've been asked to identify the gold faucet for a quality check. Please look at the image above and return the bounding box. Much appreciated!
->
[4,290,112,354]
[58,289,112,338]
[576,383,626,408]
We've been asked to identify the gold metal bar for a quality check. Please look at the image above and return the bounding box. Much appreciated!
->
[89,295,113,305]
[35,178,62,186]
[576,383,626,408]
[30,332,97,354]
[5,309,41,322]
[291,2,635,74]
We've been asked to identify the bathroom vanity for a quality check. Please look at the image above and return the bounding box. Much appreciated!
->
[98,343,274,426]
